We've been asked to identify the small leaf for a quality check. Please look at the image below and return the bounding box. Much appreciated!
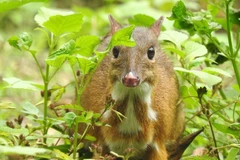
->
[202,67,232,77]
[184,41,208,61]
[76,55,97,75]
[0,102,15,109]
[43,13,83,36]
[63,112,76,127]
[53,149,72,160]
[160,30,188,49]
[46,55,68,68]
[0,146,49,156]
[75,35,100,57]
[128,14,156,27]
[21,102,40,116]
[110,25,136,48]
[226,148,239,160]
[174,67,222,86]
[3,77,43,91]
[19,32,32,49]
[212,123,239,136]
[55,104,84,111]
[8,36,20,50]
[54,87,65,102]
[0,126,29,136]
[85,111,94,120]
[84,134,96,142]
[48,40,76,58]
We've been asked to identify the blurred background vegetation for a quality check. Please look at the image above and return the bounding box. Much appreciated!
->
[1,0,240,159]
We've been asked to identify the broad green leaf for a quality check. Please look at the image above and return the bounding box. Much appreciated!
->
[75,35,100,57]
[169,0,187,21]
[110,25,136,48]
[160,30,188,49]
[164,47,185,58]
[174,67,222,86]
[0,126,29,136]
[0,102,15,109]
[43,13,83,36]
[0,146,49,156]
[85,111,94,120]
[76,55,97,75]
[47,144,71,154]
[189,57,206,68]
[0,0,48,13]
[75,115,90,124]
[184,41,208,60]
[3,77,43,91]
[34,7,74,27]
[203,67,232,77]
[63,112,76,127]
[21,102,40,116]
[226,148,239,160]
[128,14,156,27]
[212,123,239,136]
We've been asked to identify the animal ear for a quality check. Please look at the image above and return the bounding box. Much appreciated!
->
[109,15,122,34]
[150,16,164,37]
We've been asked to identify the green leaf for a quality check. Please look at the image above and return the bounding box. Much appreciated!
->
[0,0,48,13]
[202,67,232,77]
[49,40,76,58]
[75,36,100,57]
[183,155,218,160]
[160,30,188,49]
[174,67,222,86]
[8,36,20,50]
[226,148,239,160]
[3,77,43,91]
[84,134,96,142]
[0,146,49,156]
[0,126,29,136]
[46,40,75,67]
[169,0,187,21]
[53,87,65,102]
[63,112,76,127]
[76,55,97,75]
[128,14,156,27]
[184,41,208,60]
[55,104,84,111]
[34,7,74,27]
[0,102,15,109]
[43,13,83,36]
[21,102,40,117]
[53,149,72,160]
[212,123,239,136]
[19,32,32,49]
[110,25,136,48]
[85,111,94,120]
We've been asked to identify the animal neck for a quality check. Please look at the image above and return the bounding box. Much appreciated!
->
[110,82,157,134]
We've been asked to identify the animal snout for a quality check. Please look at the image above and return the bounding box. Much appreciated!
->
[122,72,140,87]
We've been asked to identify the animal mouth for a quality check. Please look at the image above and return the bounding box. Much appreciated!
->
[122,72,140,87]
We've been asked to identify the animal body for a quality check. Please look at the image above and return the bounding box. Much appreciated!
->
[79,16,185,160]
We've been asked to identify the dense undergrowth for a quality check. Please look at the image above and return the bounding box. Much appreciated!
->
[0,0,240,159]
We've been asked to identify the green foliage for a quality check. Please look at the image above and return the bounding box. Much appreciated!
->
[1,0,240,159]
[0,0,48,13]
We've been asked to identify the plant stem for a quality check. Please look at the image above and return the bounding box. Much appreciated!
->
[231,59,240,89]
[73,120,79,159]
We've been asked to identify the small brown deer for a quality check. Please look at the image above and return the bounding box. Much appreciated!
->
[80,16,185,160]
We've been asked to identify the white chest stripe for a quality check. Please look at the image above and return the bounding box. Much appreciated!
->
[111,82,157,134]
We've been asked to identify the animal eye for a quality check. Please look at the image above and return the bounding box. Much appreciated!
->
[112,47,120,58]
[147,46,155,60]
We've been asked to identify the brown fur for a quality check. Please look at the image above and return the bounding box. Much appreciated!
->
[79,16,185,160]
